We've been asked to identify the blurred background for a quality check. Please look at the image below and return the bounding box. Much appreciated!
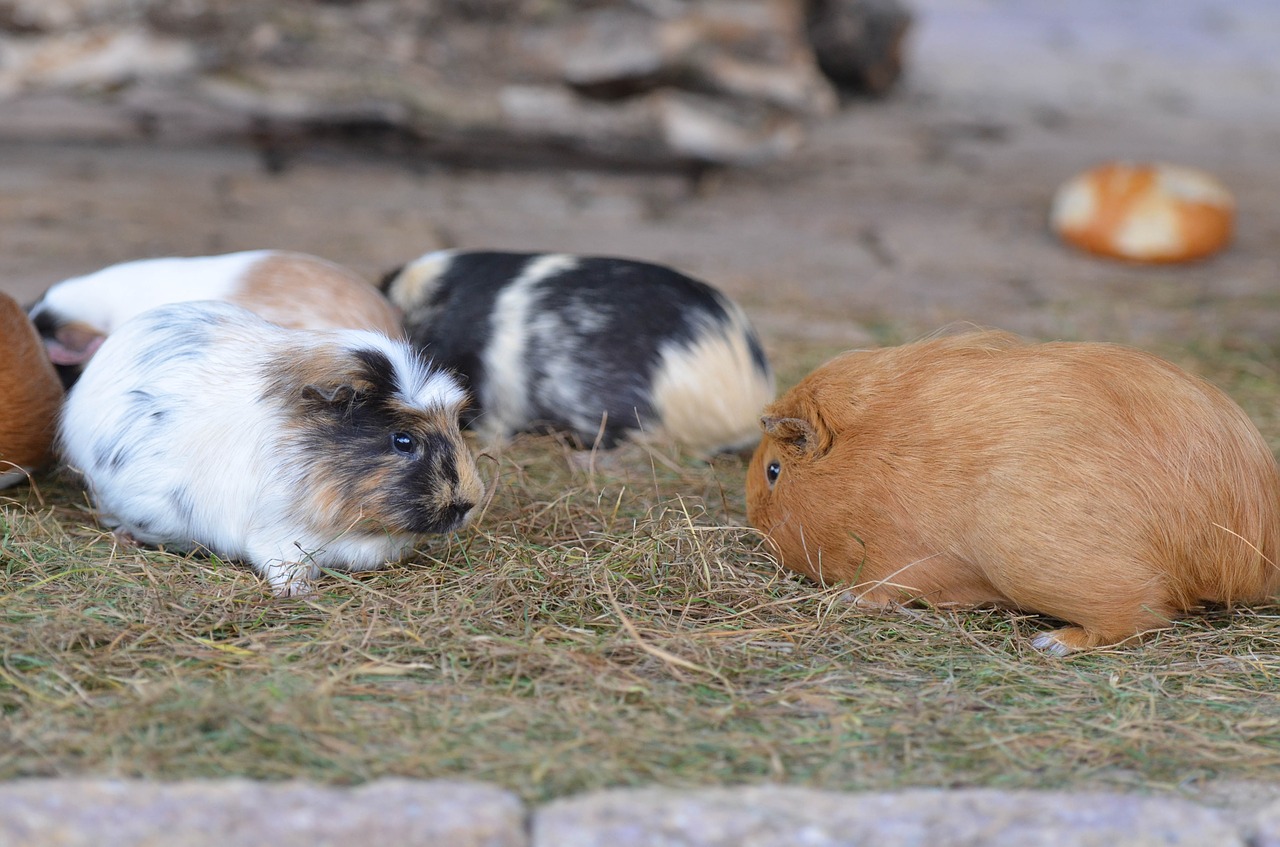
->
[2,0,1279,352]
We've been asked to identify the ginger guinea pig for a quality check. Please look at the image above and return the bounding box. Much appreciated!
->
[29,250,403,387]
[58,301,483,597]
[0,291,64,488]
[746,330,1280,654]
[380,250,775,454]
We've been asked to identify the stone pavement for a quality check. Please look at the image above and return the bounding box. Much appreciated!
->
[2,780,1278,846]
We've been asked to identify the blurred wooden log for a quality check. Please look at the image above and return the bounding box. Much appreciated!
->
[0,0,911,167]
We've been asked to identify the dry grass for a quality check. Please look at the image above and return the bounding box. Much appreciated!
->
[2,338,1279,804]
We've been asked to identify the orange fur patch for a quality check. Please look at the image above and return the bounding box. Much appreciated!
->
[236,253,404,337]
[0,293,64,476]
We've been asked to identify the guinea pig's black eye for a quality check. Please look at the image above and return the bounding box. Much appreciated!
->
[766,460,781,486]
[391,431,416,455]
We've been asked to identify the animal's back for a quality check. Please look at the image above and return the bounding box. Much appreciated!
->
[31,252,263,332]
[231,251,403,337]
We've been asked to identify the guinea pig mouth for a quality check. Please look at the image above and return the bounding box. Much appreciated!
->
[407,499,476,535]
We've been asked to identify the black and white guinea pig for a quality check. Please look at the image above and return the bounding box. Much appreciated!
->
[28,249,403,387]
[379,250,776,454]
[57,300,483,597]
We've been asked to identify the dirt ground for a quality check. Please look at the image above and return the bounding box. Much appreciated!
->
[3,0,1280,375]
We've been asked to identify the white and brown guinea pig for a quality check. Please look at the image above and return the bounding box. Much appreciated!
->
[747,330,1280,655]
[58,300,483,597]
[28,249,403,386]
[380,250,776,454]
[0,291,64,488]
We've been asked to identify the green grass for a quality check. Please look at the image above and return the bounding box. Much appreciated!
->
[2,340,1279,804]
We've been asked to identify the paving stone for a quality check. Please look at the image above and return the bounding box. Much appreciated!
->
[0,779,527,847]
[1251,798,1280,847]
[532,786,1245,847]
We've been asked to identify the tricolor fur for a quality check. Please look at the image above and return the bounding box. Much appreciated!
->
[29,249,403,386]
[58,301,482,596]
[747,330,1280,654]
[380,249,776,454]
[0,292,64,488]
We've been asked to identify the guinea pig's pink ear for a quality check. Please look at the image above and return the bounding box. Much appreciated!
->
[761,415,828,458]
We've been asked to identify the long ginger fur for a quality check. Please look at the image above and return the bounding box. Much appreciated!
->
[746,330,1280,653]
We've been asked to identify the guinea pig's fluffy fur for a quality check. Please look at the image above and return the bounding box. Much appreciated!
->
[380,250,775,454]
[746,330,1280,655]
[58,300,483,597]
[0,292,64,488]
[28,249,403,386]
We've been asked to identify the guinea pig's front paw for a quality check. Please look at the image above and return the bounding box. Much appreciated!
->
[259,560,318,598]
[111,529,139,547]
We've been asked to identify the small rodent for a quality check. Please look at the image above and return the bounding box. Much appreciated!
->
[747,329,1280,654]
[29,249,403,386]
[58,300,483,597]
[380,249,776,454]
[0,291,64,488]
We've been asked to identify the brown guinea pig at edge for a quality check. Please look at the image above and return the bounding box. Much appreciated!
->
[746,330,1280,655]
[1,291,64,488]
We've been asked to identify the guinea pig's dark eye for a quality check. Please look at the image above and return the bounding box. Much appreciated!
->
[391,431,416,455]
[766,460,781,487]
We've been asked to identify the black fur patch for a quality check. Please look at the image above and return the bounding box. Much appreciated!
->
[352,348,401,402]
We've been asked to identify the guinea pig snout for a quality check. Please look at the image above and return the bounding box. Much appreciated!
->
[437,498,477,532]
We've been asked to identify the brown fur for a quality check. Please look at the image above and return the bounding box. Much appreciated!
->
[236,253,404,338]
[746,330,1280,653]
[0,292,64,484]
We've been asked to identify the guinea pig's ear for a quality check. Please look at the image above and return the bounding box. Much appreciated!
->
[302,382,360,406]
[761,415,830,458]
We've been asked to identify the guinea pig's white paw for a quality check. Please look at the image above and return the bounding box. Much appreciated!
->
[1030,631,1075,657]
[262,561,318,598]
[111,528,141,548]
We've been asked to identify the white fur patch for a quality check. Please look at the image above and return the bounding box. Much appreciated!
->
[479,253,579,439]
[30,251,271,333]
[385,249,457,312]
[649,304,775,454]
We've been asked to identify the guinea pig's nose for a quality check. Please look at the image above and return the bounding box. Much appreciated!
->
[443,500,475,525]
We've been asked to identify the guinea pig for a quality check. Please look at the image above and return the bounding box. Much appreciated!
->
[746,329,1280,655]
[57,300,484,597]
[379,250,775,454]
[28,249,403,387]
[0,291,64,488]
